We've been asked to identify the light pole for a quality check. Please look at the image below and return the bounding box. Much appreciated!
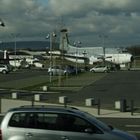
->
[74,41,81,75]
[99,34,108,64]
[11,33,20,68]
[46,32,56,83]
[82,50,87,70]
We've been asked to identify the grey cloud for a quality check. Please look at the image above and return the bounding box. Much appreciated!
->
[1,0,140,46]
[48,0,140,17]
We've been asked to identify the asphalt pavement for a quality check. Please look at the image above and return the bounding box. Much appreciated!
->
[39,71,140,111]
[0,70,140,115]
[0,69,140,139]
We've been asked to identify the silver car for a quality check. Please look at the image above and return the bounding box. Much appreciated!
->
[0,106,137,140]
[0,64,10,74]
[90,65,109,73]
[48,66,65,75]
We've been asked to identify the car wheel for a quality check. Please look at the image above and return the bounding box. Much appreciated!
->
[2,70,7,74]
[49,72,53,76]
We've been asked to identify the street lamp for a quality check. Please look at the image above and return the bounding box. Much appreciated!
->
[46,32,56,83]
[99,34,108,64]
[11,33,20,68]
[74,41,81,75]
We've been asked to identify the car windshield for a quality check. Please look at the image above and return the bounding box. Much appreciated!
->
[81,111,111,131]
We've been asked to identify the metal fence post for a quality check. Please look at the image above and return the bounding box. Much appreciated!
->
[131,100,134,116]
[97,99,101,115]
[31,96,34,107]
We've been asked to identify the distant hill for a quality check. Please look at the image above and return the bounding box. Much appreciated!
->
[1,41,59,51]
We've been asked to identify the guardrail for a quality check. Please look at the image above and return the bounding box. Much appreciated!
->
[0,93,140,117]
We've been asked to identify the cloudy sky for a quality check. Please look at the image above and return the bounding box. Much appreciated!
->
[1,0,140,47]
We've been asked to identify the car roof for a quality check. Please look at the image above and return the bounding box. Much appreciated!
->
[7,105,84,115]
[7,105,110,131]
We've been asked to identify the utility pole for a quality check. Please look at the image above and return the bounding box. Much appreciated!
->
[46,32,57,83]
[99,34,108,65]
[11,33,20,69]
[58,29,67,86]
[74,41,81,75]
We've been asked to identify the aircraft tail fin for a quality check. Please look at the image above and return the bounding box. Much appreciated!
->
[59,29,69,52]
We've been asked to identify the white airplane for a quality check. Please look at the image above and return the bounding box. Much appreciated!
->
[59,29,133,69]
[0,50,44,68]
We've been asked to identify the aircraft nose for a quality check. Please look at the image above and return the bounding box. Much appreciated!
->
[131,56,134,62]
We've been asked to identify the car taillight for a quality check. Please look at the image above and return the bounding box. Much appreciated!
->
[0,129,2,140]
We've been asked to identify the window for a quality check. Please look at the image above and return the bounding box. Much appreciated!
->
[54,113,102,133]
[8,112,101,133]
[9,113,26,127]
[34,113,58,129]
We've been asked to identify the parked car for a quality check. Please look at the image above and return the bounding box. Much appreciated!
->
[9,60,21,68]
[48,65,65,75]
[90,65,109,73]
[48,65,80,76]
[0,64,10,74]
[64,65,80,75]
[0,105,137,140]
[33,60,44,68]
[26,58,44,68]
[20,60,30,69]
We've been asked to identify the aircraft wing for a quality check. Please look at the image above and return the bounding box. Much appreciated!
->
[0,58,21,61]
[48,51,89,63]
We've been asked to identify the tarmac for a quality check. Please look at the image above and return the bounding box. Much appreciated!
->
[0,71,140,118]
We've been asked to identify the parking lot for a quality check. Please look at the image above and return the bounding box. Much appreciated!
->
[0,69,140,139]
[0,69,140,110]
[0,68,50,89]
[0,68,105,90]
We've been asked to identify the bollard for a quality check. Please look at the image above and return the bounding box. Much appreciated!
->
[34,94,41,101]
[42,86,49,91]
[85,98,101,115]
[131,100,134,116]
[120,99,127,112]
[31,97,34,107]
[85,98,95,106]
[97,99,101,115]
[12,92,18,99]
[115,101,121,110]
[59,96,68,108]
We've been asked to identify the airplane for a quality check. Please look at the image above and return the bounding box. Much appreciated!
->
[58,29,133,69]
[0,50,23,68]
[0,50,44,68]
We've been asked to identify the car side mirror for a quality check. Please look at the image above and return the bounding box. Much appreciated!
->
[108,125,114,130]
[84,128,94,134]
